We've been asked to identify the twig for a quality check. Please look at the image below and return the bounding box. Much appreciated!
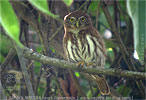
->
[88,80,93,95]
[95,1,101,29]
[0,48,16,75]
[34,16,48,95]
[23,47,146,79]
[58,78,70,97]
[20,19,36,92]
[13,43,35,96]
[35,65,43,95]
[84,0,91,13]
[69,70,86,97]
[12,2,65,58]
[27,61,34,70]
[49,25,63,42]
[55,77,65,97]
[0,80,6,99]
[78,0,89,11]
[101,1,145,97]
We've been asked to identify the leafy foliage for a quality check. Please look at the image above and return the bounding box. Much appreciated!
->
[0,0,145,99]
[29,0,59,18]
[0,0,22,47]
[0,34,12,55]
[127,0,146,63]
[89,1,98,12]
[62,0,73,6]
[116,85,131,97]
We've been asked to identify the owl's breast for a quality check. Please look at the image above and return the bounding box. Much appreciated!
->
[79,35,96,62]
[66,35,95,62]
[66,34,105,67]
[66,40,82,62]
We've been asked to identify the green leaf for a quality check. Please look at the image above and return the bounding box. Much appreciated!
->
[127,0,146,63]
[87,88,97,97]
[36,45,43,53]
[38,83,46,96]
[50,47,56,53]
[89,1,98,12]
[29,0,59,18]
[0,0,22,47]
[75,72,80,77]
[34,61,41,74]
[104,39,118,48]
[0,34,12,55]
[116,85,131,96]
[107,48,114,62]
[62,0,73,6]
[0,53,5,63]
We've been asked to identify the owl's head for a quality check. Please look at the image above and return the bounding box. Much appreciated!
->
[64,11,92,33]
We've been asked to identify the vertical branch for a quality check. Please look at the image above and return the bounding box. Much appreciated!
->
[35,65,43,95]
[101,1,145,97]
[95,1,101,29]
[0,48,16,75]
[0,80,6,99]
[34,14,48,95]
[20,19,36,90]
[84,0,91,13]
[78,0,89,11]
[69,70,86,97]
[14,42,35,96]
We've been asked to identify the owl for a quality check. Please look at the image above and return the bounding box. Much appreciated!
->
[63,11,110,95]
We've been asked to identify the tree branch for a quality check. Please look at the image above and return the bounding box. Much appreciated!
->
[101,2,145,97]
[0,80,6,99]
[0,48,16,75]
[14,44,35,96]
[49,25,63,42]
[23,47,146,79]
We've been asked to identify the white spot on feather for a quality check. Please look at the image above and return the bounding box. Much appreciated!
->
[86,35,95,55]
[67,41,75,61]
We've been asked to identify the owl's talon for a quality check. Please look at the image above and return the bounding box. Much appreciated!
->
[86,62,96,67]
[77,61,85,67]
[77,62,96,68]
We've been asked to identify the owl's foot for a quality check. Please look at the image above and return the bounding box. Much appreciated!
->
[77,62,96,68]
[77,61,85,67]
[86,62,96,67]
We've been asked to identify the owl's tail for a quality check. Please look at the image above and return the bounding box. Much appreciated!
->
[91,75,110,95]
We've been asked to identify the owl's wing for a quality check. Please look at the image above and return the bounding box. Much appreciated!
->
[90,27,107,57]
[63,34,72,62]
[63,35,77,63]
[87,27,106,67]
[63,35,68,60]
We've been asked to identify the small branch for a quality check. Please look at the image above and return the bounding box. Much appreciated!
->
[0,48,16,75]
[23,48,146,79]
[84,0,91,13]
[95,1,101,29]
[35,65,43,95]
[78,0,89,11]
[101,1,145,97]
[14,43,35,96]
[49,25,63,42]
[69,70,86,97]
[0,80,6,99]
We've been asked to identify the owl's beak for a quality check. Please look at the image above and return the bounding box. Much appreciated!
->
[76,21,79,28]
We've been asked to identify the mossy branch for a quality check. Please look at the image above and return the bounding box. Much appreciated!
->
[23,47,146,79]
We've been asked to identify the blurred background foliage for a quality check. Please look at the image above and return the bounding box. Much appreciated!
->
[0,0,145,99]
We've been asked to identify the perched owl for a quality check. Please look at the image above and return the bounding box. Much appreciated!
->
[63,11,110,95]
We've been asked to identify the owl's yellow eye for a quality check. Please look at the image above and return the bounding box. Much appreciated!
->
[70,18,75,23]
[80,17,85,21]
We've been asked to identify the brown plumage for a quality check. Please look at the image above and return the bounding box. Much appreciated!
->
[63,11,110,95]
